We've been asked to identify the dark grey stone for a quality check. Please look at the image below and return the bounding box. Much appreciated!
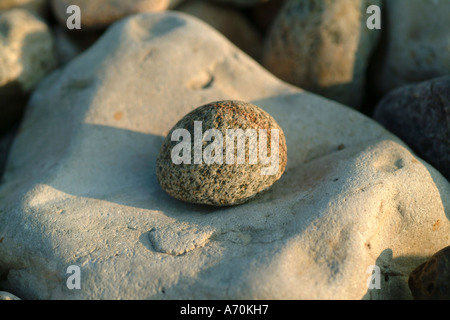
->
[409,246,450,300]
[374,76,450,181]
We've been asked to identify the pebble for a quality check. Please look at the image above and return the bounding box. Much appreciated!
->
[156,100,287,206]
[409,246,450,300]
[374,76,450,181]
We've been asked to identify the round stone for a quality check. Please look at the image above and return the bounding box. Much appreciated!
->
[156,100,287,206]
[408,246,450,300]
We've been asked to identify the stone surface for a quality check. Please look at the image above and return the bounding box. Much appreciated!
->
[52,26,103,66]
[0,0,48,16]
[409,246,450,300]
[176,0,263,59]
[0,9,56,92]
[0,291,21,300]
[156,100,287,206]
[0,12,449,300]
[374,76,450,182]
[261,0,382,109]
[372,0,450,97]
[51,0,183,30]
[0,9,56,133]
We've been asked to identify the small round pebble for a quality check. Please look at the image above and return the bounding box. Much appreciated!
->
[156,100,287,206]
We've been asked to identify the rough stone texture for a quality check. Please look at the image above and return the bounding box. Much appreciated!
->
[0,291,21,300]
[0,0,48,16]
[261,0,382,109]
[0,8,56,133]
[374,76,450,182]
[372,0,450,97]
[156,100,287,206]
[0,12,449,300]
[409,246,450,300]
[0,9,56,92]
[176,0,263,59]
[51,0,183,30]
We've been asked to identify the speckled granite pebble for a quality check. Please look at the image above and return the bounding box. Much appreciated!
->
[156,100,287,206]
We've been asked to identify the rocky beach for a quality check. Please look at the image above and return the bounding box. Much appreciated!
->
[0,0,449,300]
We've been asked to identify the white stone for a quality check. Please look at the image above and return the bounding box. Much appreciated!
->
[0,12,448,300]
[0,0,47,16]
[373,0,450,96]
[0,291,21,300]
[0,9,56,93]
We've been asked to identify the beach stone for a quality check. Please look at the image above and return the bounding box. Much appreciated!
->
[0,0,48,16]
[0,291,21,300]
[374,76,450,181]
[0,8,56,133]
[409,246,450,300]
[0,12,449,300]
[0,9,56,92]
[156,100,287,206]
[373,0,450,97]
[51,0,183,30]
[176,0,263,59]
[261,0,382,109]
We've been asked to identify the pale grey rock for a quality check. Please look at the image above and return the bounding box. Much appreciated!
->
[262,0,382,109]
[0,9,56,132]
[0,9,56,93]
[373,0,450,96]
[0,0,47,16]
[51,0,183,30]
[0,12,449,300]
[0,291,21,300]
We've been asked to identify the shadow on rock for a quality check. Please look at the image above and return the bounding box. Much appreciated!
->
[362,248,428,300]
